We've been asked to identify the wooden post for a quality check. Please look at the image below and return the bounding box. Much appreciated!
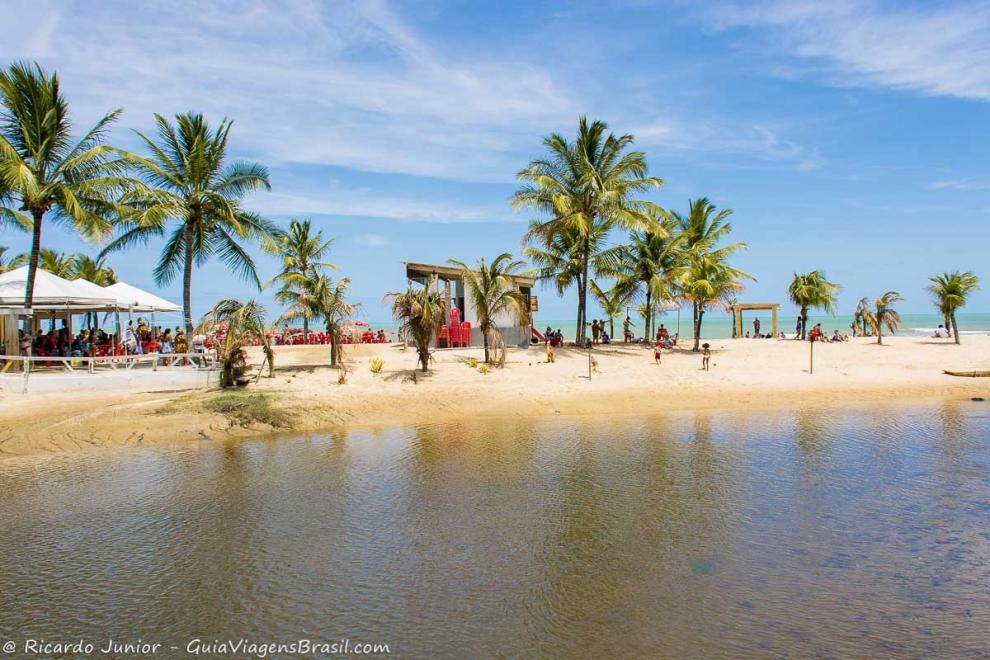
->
[771,306,778,337]
[587,344,592,380]
[810,337,814,375]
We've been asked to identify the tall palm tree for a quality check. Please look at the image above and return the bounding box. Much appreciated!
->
[513,116,663,346]
[0,61,134,306]
[928,271,979,344]
[197,298,273,387]
[386,282,445,372]
[276,272,357,367]
[787,270,840,340]
[101,112,276,333]
[10,248,74,277]
[681,252,752,351]
[612,218,684,342]
[589,280,632,339]
[859,291,903,345]
[264,218,336,340]
[670,198,748,349]
[448,253,529,365]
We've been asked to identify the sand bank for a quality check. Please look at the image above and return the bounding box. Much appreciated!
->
[1,335,988,459]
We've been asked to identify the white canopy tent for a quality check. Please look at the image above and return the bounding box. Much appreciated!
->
[0,267,117,311]
[103,282,181,313]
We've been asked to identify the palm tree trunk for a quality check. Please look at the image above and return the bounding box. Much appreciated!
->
[692,301,700,351]
[419,345,430,372]
[23,211,44,307]
[801,307,808,340]
[483,323,491,363]
[303,317,309,342]
[695,308,705,351]
[577,241,590,346]
[952,312,960,345]
[609,317,615,339]
[645,288,652,342]
[183,221,194,334]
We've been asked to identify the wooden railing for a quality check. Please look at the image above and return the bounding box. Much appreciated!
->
[0,351,217,375]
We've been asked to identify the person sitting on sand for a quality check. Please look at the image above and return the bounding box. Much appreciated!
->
[702,343,711,371]
[933,324,950,338]
[601,331,610,344]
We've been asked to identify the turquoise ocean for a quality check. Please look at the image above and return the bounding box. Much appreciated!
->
[359,312,990,340]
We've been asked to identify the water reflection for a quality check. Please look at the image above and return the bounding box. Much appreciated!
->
[1,401,989,656]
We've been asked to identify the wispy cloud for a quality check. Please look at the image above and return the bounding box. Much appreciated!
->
[705,0,990,102]
[931,178,990,191]
[355,233,388,247]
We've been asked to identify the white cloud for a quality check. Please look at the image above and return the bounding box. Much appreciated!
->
[932,178,990,191]
[355,233,388,246]
[0,0,577,182]
[706,0,990,101]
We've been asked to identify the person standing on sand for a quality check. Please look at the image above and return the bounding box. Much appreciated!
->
[623,316,633,342]
[654,341,662,365]
[546,340,556,363]
[754,317,761,337]
[592,320,601,345]
[701,343,711,371]
[795,317,803,339]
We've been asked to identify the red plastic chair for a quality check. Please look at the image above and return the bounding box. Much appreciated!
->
[460,322,472,347]
[448,322,461,347]
[436,325,450,348]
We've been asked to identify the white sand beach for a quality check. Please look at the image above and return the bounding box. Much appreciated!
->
[1,335,987,459]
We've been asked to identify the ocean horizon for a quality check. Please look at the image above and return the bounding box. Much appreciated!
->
[356,312,990,340]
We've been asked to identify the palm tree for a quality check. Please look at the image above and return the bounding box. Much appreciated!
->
[928,271,979,344]
[787,270,840,340]
[681,252,752,351]
[276,272,357,367]
[197,298,273,387]
[0,246,12,273]
[448,253,529,365]
[859,291,903,345]
[670,198,748,350]
[589,280,632,339]
[513,116,663,346]
[70,254,117,286]
[612,218,684,342]
[101,112,276,333]
[0,61,134,306]
[386,282,445,372]
[264,218,335,340]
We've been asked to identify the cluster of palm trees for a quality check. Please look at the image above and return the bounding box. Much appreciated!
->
[513,117,751,351]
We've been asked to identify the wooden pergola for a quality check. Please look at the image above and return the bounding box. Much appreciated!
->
[730,303,779,338]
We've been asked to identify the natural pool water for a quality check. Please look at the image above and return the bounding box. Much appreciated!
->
[2,402,989,657]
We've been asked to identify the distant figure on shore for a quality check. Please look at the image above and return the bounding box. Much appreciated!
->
[701,343,711,371]
[546,339,556,363]
[591,320,600,344]
[933,325,950,338]
[795,318,803,339]
[754,318,761,337]
[623,316,633,342]
[654,341,662,365]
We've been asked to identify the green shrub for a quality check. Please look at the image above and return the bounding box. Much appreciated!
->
[370,357,384,374]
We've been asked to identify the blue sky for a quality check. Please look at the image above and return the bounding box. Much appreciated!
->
[2,0,989,322]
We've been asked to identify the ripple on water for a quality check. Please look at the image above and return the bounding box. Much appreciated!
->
[2,402,990,656]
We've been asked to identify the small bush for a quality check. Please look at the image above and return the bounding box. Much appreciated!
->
[203,392,291,428]
[369,357,384,374]
[478,363,490,375]
[467,358,478,368]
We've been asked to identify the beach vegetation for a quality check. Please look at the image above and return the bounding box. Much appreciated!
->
[448,253,529,365]
[198,298,274,387]
[928,271,979,345]
[589,279,632,339]
[386,282,445,372]
[788,270,840,340]
[276,273,356,367]
[203,391,290,428]
[513,116,663,347]
[264,218,336,341]
[100,112,277,333]
[369,357,384,373]
[0,61,136,307]
[859,291,903,345]
[612,215,684,341]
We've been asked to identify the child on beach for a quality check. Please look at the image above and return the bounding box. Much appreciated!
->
[654,341,662,365]
[546,340,556,363]
[701,343,711,371]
